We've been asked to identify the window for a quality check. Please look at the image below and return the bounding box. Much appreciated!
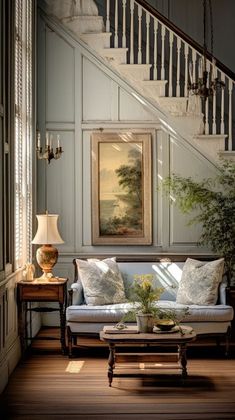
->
[14,0,34,269]
[0,0,13,280]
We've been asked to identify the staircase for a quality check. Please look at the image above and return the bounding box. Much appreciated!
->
[45,0,235,162]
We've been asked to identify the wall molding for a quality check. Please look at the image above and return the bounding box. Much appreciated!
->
[0,336,21,394]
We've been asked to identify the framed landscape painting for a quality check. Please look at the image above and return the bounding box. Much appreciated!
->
[91,132,152,245]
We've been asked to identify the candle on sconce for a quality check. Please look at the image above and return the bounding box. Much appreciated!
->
[57,135,60,148]
[198,58,203,79]
[189,62,193,85]
[212,58,217,80]
[37,132,41,148]
[50,134,53,149]
[46,132,49,147]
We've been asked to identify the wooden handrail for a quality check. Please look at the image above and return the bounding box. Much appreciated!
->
[135,0,235,81]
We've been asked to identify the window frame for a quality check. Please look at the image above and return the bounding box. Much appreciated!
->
[0,0,14,282]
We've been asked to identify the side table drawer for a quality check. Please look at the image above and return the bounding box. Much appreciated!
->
[19,285,60,301]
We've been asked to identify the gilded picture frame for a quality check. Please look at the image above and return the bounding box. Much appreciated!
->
[91,132,152,245]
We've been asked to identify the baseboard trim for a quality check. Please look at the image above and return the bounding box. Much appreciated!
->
[0,337,21,394]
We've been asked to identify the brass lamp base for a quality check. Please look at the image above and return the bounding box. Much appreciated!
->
[36,244,58,280]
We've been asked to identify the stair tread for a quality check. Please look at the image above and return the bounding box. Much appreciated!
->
[118,64,152,68]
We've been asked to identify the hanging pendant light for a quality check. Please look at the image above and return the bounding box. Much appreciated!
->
[188,0,225,101]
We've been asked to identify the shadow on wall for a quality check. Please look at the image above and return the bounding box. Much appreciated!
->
[119,262,183,301]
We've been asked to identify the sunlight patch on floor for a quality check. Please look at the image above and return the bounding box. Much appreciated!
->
[65,361,85,373]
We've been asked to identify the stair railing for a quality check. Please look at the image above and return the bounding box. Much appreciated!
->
[105,0,235,150]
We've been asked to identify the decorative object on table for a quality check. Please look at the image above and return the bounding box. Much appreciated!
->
[32,211,64,280]
[155,319,176,331]
[36,131,63,164]
[153,325,179,334]
[91,132,152,245]
[188,0,225,102]
[123,274,182,333]
[22,262,35,281]
[103,325,139,334]
[131,274,164,333]
[153,325,194,335]
[162,159,235,285]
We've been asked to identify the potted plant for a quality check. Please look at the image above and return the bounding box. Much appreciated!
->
[122,275,187,333]
[162,159,235,285]
[130,274,164,333]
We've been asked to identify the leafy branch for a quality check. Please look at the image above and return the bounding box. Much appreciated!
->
[162,159,235,283]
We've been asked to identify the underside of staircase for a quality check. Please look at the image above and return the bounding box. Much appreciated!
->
[44,0,235,163]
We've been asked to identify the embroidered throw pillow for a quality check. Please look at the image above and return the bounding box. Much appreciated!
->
[176,258,224,305]
[76,257,126,305]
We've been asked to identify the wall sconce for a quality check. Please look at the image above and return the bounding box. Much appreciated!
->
[36,131,63,164]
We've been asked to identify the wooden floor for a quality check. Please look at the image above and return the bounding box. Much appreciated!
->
[1,329,235,420]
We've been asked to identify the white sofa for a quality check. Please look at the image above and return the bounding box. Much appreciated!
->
[66,258,234,357]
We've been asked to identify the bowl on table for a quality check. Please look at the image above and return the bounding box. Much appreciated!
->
[155,319,176,331]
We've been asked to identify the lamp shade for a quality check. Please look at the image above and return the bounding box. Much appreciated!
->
[32,213,64,245]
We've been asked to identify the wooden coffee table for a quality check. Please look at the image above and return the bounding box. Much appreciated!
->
[100,326,196,386]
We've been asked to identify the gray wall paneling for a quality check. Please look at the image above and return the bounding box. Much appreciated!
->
[37,12,220,324]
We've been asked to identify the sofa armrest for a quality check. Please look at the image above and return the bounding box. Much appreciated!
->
[218,281,227,305]
[68,282,84,306]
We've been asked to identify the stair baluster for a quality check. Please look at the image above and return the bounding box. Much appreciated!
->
[114,0,118,48]
[220,73,225,135]
[106,0,110,33]
[204,60,210,135]
[130,0,134,64]
[212,67,217,134]
[184,44,189,97]
[153,19,158,80]
[161,24,165,81]
[138,5,142,64]
[176,37,181,97]
[122,0,126,48]
[228,78,233,150]
[168,31,173,97]
[146,11,150,65]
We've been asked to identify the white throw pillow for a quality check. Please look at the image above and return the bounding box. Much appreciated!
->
[176,258,224,305]
[76,257,126,305]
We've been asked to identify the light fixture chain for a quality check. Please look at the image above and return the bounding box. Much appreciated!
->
[208,0,214,58]
[203,0,207,54]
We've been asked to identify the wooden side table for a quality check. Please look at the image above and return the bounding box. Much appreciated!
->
[17,278,68,355]
[227,286,235,339]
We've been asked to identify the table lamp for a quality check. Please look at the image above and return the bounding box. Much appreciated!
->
[32,212,64,280]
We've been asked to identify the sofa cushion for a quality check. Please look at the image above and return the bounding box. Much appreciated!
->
[67,302,133,323]
[66,300,233,323]
[76,257,126,305]
[176,258,224,305]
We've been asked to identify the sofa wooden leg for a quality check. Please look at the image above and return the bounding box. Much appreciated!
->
[225,327,231,358]
[67,326,73,358]
[216,337,221,348]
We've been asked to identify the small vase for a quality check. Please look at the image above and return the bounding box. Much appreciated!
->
[23,263,35,281]
[136,313,154,333]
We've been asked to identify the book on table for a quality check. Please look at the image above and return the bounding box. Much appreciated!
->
[103,325,139,334]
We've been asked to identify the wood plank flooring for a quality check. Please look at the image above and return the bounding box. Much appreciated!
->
[1,330,235,420]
